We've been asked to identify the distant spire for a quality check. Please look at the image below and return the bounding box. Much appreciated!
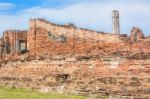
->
[112,10,120,34]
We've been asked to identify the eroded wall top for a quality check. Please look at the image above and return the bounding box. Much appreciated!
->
[29,18,128,43]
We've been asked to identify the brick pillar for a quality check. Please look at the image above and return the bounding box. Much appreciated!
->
[0,46,2,57]
[27,19,36,51]
[16,40,20,53]
[4,43,7,54]
[11,32,14,54]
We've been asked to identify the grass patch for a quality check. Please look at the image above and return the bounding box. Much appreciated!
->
[0,87,95,99]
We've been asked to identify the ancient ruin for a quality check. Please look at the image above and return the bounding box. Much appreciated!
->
[112,10,120,34]
[0,11,149,99]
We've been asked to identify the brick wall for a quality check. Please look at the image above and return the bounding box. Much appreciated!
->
[27,19,128,55]
[3,30,27,54]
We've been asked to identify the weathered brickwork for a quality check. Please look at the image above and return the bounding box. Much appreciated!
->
[0,58,149,99]
[0,18,149,99]
[0,30,27,57]
[130,27,144,42]
[27,19,122,59]
[0,18,148,58]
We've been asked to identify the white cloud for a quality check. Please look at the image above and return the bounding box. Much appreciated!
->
[0,1,150,36]
[0,3,15,10]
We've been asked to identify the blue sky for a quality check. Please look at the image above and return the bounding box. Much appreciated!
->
[0,0,150,36]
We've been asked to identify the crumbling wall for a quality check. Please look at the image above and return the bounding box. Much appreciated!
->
[3,30,27,54]
[0,59,149,99]
[27,19,127,52]
[0,18,150,99]
[27,19,129,58]
[130,27,144,42]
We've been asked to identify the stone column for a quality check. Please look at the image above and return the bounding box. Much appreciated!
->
[112,10,120,34]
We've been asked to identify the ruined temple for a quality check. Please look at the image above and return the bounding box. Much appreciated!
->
[0,18,147,57]
[0,11,149,99]
[0,10,148,58]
